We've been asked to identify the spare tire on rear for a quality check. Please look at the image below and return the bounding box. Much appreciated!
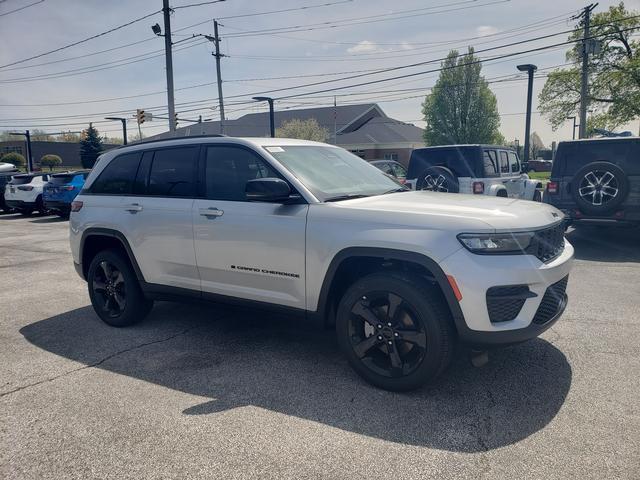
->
[416,166,460,193]
[571,161,629,215]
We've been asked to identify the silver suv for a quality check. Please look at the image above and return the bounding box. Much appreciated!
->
[70,136,573,391]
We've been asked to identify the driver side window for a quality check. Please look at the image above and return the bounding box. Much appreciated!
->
[205,146,279,201]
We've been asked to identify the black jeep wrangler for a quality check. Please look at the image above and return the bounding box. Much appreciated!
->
[545,138,640,227]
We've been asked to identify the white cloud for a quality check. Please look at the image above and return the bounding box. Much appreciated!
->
[347,40,379,54]
[476,25,499,37]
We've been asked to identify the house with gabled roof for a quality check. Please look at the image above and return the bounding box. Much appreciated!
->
[144,103,425,166]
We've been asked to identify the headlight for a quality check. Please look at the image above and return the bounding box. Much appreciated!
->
[457,232,534,254]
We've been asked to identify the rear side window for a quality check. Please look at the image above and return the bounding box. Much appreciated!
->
[377,162,393,174]
[147,147,198,197]
[483,150,499,176]
[204,146,279,201]
[91,153,141,194]
[508,152,520,173]
[499,151,510,173]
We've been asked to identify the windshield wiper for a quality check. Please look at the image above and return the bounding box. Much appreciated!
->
[325,194,371,202]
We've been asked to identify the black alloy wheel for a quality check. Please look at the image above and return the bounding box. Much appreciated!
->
[416,166,460,193]
[92,260,127,318]
[348,291,427,378]
[571,161,629,215]
[336,273,455,391]
[87,249,153,327]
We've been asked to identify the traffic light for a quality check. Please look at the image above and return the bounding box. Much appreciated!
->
[174,113,179,127]
[136,109,146,125]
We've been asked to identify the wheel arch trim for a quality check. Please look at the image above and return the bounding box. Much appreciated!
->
[79,228,146,283]
[315,247,466,334]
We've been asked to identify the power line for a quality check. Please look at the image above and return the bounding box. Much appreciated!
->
[172,0,226,9]
[0,9,162,69]
[0,0,44,17]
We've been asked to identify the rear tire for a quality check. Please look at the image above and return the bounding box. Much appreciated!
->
[336,272,455,391]
[87,249,153,327]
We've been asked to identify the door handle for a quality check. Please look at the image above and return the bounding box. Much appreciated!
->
[199,207,224,218]
[124,203,143,213]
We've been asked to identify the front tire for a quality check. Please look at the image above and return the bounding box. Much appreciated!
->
[87,249,153,327]
[336,273,455,391]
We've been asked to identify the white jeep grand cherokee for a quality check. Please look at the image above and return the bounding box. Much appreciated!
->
[70,137,573,391]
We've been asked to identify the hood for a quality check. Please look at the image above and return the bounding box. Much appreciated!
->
[331,191,564,231]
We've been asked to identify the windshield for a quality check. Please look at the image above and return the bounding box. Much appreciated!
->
[264,145,402,201]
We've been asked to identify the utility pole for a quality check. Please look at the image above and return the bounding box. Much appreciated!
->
[213,20,225,134]
[162,0,176,132]
[578,3,597,139]
[25,130,33,173]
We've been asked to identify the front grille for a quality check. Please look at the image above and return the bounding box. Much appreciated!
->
[526,223,566,263]
[486,285,531,323]
[532,275,569,325]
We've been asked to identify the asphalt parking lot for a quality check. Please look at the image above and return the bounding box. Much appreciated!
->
[1,213,639,479]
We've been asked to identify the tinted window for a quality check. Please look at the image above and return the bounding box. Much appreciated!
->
[499,151,510,173]
[9,176,34,185]
[133,151,153,195]
[508,151,520,173]
[91,153,141,194]
[205,146,279,201]
[51,175,74,185]
[483,150,498,176]
[147,147,198,197]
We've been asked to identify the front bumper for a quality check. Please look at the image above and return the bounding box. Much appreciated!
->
[439,240,574,346]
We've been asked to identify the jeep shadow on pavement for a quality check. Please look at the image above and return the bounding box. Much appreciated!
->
[20,302,572,452]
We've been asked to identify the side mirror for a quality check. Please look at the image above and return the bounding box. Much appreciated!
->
[245,178,292,202]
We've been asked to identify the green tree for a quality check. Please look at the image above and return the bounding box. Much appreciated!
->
[80,123,103,169]
[422,47,502,145]
[1,152,26,168]
[276,118,329,142]
[40,154,63,171]
[539,2,640,131]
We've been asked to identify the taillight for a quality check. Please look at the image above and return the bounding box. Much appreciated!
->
[62,185,75,191]
[17,185,34,191]
[472,181,484,194]
[547,181,558,194]
[71,200,83,212]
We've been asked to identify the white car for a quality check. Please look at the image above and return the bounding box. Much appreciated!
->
[69,137,573,391]
[406,145,544,201]
[4,173,50,215]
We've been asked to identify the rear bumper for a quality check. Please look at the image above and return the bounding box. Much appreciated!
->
[44,200,70,212]
[5,199,36,209]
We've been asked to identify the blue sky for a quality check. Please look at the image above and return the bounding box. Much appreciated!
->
[1,0,639,146]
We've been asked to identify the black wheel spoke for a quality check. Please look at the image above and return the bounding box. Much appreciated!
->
[387,342,403,377]
[387,293,402,323]
[113,271,125,287]
[396,329,427,348]
[93,279,106,292]
[353,335,382,358]
[99,261,113,280]
[352,302,383,329]
[113,292,125,310]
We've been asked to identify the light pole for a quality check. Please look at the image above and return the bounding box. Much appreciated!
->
[253,96,275,137]
[566,116,578,140]
[105,117,128,145]
[9,130,33,172]
[517,64,537,163]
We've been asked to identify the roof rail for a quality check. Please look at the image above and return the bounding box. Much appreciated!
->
[119,134,228,149]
